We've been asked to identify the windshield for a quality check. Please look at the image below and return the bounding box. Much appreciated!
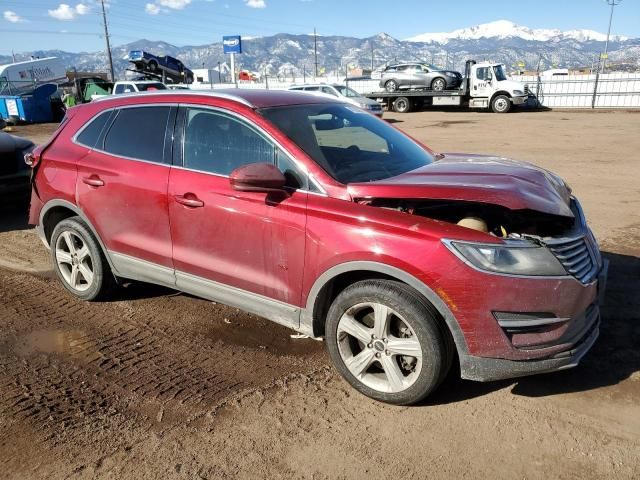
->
[333,85,361,98]
[260,103,434,184]
[493,65,507,82]
[135,82,167,91]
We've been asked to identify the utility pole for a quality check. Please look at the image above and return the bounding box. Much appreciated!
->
[100,0,115,81]
[313,28,318,78]
[601,0,622,74]
[370,43,374,71]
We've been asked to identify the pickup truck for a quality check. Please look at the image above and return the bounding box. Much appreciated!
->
[127,51,194,84]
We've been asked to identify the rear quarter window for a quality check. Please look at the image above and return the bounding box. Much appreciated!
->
[75,110,112,148]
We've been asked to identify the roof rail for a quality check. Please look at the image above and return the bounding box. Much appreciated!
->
[93,89,254,108]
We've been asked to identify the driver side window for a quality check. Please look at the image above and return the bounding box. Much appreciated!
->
[476,67,492,81]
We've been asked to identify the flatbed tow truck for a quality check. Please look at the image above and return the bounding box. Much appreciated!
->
[358,60,530,114]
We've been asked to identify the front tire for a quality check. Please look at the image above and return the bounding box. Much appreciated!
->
[325,280,451,405]
[491,94,511,113]
[148,60,158,72]
[50,217,115,301]
[431,77,446,91]
[384,79,398,92]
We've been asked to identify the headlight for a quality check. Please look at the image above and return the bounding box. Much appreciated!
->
[513,90,524,95]
[446,241,567,276]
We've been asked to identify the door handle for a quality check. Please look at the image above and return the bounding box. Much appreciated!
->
[174,194,204,208]
[82,175,105,187]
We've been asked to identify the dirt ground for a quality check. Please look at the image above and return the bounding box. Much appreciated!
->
[1,109,639,479]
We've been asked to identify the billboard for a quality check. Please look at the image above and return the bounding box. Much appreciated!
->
[223,36,242,54]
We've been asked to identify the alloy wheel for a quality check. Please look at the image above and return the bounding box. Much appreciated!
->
[55,231,94,292]
[336,302,423,393]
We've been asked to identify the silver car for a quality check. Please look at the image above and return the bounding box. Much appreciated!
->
[379,63,462,92]
[288,83,383,117]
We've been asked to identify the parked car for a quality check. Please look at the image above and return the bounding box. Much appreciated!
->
[288,83,383,117]
[127,50,194,84]
[27,89,606,405]
[379,63,462,92]
[112,81,167,95]
[0,131,34,200]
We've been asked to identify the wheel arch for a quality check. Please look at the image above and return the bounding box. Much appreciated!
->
[303,261,469,357]
[39,199,118,275]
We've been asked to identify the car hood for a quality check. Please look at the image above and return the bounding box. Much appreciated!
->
[347,154,574,218]
[497,79,526,93]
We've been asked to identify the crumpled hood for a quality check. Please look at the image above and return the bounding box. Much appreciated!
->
[348,154,574,218]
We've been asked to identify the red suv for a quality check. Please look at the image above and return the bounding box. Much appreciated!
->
[27,90,607,405]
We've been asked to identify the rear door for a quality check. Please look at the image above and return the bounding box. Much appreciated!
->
[167,105,309,308]
[75,105,176,275]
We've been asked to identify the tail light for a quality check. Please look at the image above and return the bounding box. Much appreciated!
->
[24,147,42,168]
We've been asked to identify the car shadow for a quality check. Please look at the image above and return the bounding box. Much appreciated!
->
[422,249,640,406]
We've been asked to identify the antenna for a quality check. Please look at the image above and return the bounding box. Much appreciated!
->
[100,0,115,81]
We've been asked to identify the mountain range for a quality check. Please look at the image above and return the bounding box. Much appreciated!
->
[2,20,638,78]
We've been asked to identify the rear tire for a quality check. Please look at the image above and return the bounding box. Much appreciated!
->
[50,216,115,301]
[393,97,412,113]
[148,60,158,72]
[491,94,511,113]
[431,77,446,91]
[384,80,398,92]
[325,280,451,405]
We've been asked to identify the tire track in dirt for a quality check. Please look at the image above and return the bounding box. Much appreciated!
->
[0,268,325,447]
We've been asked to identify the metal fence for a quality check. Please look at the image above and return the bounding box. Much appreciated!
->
[199,72,640,109]
[512,73,640,109]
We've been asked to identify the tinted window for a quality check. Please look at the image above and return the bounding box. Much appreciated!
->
[276,149,307,190]
[260,103,434,184]
[103,106,171,163]
[476,67,492,81]
[183,109,275,175]
[76,110,112,148]
[114,84,127,94]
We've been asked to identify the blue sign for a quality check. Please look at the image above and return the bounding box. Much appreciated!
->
[223,36,242,54]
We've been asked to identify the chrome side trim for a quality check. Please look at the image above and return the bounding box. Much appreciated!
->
[109,252,175,287]
[175,270,300,330]
[496,317,570,328]
[302,261,470,355]
[108,250,300,331]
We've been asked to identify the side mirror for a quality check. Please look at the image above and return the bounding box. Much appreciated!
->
[229,162,287,193]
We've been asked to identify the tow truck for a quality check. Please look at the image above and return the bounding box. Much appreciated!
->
[358,60,530,114]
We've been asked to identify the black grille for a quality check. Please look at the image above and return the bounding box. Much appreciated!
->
[547,236,598,284]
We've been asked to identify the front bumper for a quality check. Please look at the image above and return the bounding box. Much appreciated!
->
[459,259,608,382]
[511,95,528,105]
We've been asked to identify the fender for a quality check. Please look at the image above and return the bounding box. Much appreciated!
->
[37,198,120,276]
[302,260,470,357]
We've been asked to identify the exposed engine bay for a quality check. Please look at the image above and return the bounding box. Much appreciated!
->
[363,198,578,239]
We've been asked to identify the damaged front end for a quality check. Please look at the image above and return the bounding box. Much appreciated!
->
[359,196,602,285]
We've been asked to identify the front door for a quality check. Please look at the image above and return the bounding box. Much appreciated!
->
[76,105,176,275]
[168,106,308,310]
[472,65,495,98]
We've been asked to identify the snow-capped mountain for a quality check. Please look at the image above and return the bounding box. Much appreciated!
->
[2,21,638,79]
[407,20,629,44]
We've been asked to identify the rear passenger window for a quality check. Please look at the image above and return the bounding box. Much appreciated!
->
[183,108,275,175]
[76,110,111,148]
[103,106,171,163]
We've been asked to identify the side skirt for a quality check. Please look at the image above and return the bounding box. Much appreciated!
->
[109,251,304,333]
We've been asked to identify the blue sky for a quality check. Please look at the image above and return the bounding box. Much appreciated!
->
[1,0,638,54]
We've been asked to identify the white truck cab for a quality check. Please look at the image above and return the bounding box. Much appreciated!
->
[467,62,528,113]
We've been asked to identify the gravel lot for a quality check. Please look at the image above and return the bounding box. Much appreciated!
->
[1,109,639,479]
